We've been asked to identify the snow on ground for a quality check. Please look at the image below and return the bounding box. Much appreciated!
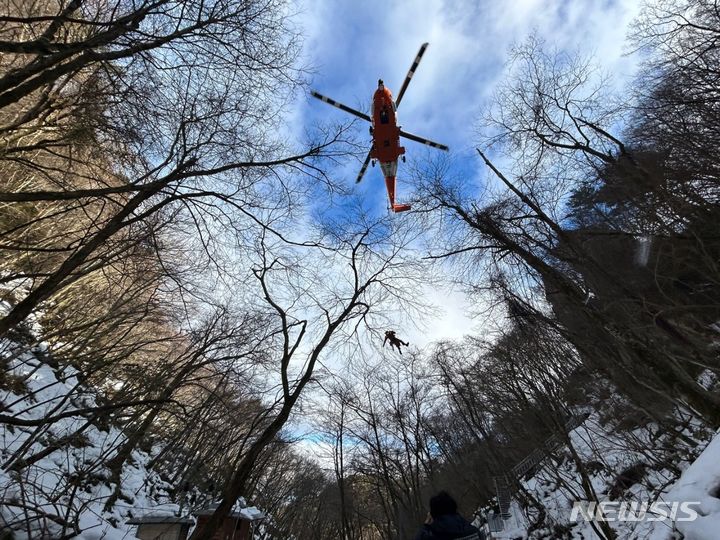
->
[489,407,718,540]
[3,292,720,540]
[0,333,179,539]
[646,432,720,540]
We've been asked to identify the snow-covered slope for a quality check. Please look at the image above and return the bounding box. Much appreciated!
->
[647,433,720,540]
[1,330,179,539]
[492,409,718,540]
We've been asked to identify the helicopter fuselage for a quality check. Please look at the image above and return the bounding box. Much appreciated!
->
[370,86,409,212]
[310,43,447,213]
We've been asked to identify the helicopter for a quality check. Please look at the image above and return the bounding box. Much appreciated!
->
[311,43,448,213]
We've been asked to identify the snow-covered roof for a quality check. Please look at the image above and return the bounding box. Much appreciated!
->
[238,506,264,521]
[196,505,264,521]
[126,514,193,525]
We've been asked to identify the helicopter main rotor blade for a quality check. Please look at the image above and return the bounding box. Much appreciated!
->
[395,43,429,108]
[355,151,373,184]
[310,91,371,122]
[399,129,449,151]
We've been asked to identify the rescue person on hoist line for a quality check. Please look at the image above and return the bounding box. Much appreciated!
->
[383,330,409,355]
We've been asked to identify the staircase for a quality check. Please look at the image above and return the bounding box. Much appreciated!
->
[494,476,513,519]
[488,413,589,530]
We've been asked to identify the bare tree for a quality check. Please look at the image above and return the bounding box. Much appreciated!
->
[0,0,356,339]
[189,217,430,539]
[416,30,720,426]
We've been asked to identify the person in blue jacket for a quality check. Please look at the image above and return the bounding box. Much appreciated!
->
[414,491,481,540]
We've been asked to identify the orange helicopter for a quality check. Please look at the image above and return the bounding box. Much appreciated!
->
[311,43,448,213]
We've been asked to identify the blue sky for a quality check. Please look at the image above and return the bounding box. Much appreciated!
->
[290,0,643,345]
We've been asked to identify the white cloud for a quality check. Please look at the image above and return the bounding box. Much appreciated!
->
[412,283,477,346]
[292,436,336,470]
[292,0,643,347]
[298,0,641,147]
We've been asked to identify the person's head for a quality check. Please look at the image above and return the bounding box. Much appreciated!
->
[429,491,458,519]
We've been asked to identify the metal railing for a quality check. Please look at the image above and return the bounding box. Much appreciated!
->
[488,413,590,531]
